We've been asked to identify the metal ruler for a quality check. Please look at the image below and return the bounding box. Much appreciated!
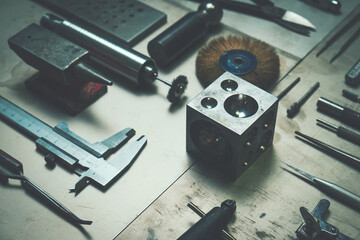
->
[0,96,147,193]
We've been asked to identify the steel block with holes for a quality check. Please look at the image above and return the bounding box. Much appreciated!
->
[186,72,278,179]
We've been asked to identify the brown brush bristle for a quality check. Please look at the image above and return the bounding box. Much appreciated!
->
[196,35,280,90]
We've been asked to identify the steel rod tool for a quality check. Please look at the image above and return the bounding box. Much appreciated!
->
[178,200,236,240]
[296,199,354,240]
[0,149,92,225]
[0,96,147,194]
[282,161,360,211]
[295,131,360,170]
[317,97,360,130]
[317,118,360,146]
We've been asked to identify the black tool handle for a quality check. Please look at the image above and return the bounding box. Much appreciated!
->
[342,107,360,130]
[301,0,341,13]
[342,89,359,102]
[148,1,223,67]
[345,58,360,86]
[178,200,236,240]
[337,126,360,146]
[314,178,360,211]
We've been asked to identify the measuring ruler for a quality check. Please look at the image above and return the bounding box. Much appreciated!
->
[0,96,147,193]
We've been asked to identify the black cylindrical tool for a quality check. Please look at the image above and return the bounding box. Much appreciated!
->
[345,58,360,86]
[342,89,360,103]
[148,1,223,67]
[178,200,236,240]
[317,97,360,130]
[41,14,188,104]
[317,118,360,146]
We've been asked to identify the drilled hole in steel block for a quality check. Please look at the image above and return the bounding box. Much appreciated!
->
[221,79,238,91]
[190,120,232,163]
[224,94,258,118]
[201,97,217,109]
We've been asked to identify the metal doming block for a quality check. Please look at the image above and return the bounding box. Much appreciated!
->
[186,72,278,179]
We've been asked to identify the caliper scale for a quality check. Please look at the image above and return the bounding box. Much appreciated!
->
[0,96,147,193]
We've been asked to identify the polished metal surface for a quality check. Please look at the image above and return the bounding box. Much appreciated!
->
[0,0,359,239]
[32,0,167,46]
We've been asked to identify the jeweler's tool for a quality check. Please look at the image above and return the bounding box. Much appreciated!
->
[282,161,360,211]
[178,200,236,240]
[345,58,360,86]
[276,77,301,100]
[148,1,223,67]
[0,96,147,194]
[342,89,360,103]
[300,0,341,13]
[196,35,280,89]
[317,97,360,130]
[0,150,92,225]
[316,13,360,57]
[287,82,319,118]
[329,26,360,63]
[187,202,236,240]
[296,199,354,240]
[41,13,188,104]
[317,118,360,146]
[190,0,316,35]
[295,131,360,170]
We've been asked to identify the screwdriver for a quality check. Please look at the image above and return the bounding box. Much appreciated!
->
[281,161,360,211]
[287,82,320,118]
[317,118,360,146]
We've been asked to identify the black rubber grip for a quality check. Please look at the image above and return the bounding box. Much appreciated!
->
[337,126,360,146]
[342,107,360,130]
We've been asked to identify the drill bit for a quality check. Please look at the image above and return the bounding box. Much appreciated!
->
[287,82,320,118]
[281,161,360,211]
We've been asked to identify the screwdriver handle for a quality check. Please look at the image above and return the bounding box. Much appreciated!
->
[342,107,360,130]
[148,1,223,67]
[314,177,360,211]
[337,126,360,146]
[342,89,359,102]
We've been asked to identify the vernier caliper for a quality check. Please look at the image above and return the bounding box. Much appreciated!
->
[0,95,147,193]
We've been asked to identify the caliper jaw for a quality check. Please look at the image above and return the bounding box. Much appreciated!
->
[34,124,146,194]
[296,199,354,240]
[69,135,147,194]
[54,122,135,157]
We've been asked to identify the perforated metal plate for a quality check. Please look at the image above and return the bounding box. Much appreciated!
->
[34,0,167,46]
